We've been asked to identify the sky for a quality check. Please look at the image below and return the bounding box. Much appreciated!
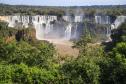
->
[0,0,126,6]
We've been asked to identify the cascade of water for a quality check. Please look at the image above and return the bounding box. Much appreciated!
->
[3,15,81,40]
[7,16,30,28]
[63,16,72,22]
[106,26,111,36]
[22,16,29,28]
[1,15,126,42]
[95,15,110,24]
[44,16,53,34]
[111,24,115,30]
[32,16,44,40]
[106,16,111,37]
[32,15,57,40]
[8,16,17,27]
[106,16,110,24]
[64,23,72,40]
[114,16,126,29]
[44,23,52,34]
[72,23,78,39]
[34,22,45,40]
[95,16,101,24]
[75,16,83,22]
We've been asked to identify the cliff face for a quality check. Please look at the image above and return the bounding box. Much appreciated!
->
[5,28,36,42]
[0,21,36,42]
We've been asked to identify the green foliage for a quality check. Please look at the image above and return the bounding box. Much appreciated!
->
[72,22,126,84]
[61,42,105,83]
[1,17,126,83]
[0,4,126,16]
[113,42,126,58]
[99,42,126,84]
[0,21,17,38]
[0,21,56,68]
[61,58,100,84]
[111,22,126,43]
[0,64,13,83]
[0,22,58,84]
[74,22,109,49]
[0,40,56,68]
[74,22,92,49]
[99,23,126,84]
[0,63,60,84]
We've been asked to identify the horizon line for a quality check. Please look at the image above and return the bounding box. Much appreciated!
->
[0,3,126,7]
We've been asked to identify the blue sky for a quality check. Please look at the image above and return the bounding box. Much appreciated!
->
[0,0,126,6]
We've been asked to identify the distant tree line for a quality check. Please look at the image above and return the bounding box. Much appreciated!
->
[0,4,126,16]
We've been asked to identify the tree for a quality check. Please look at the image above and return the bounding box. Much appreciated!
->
[99,22,126,84]
[61,46,103,84]
[0,63,60,84]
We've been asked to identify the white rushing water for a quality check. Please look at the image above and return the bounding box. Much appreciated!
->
[95,15,111,24]
[75,16,83,22]
[2,15,126,41]
[32,16,57,40]
[113,16,126,29]
[65,23,72,40]
[7,16,29,28]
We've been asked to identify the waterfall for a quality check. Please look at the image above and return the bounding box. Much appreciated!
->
[44,16,54,35]
[22,16,29,28]
[64,23,72,40]
[63,16,70,22]
[75,16,83,22]
[32,15,57,40]
[7,16,30,28]
[44,23,51,34]
[2,15,126,41]
[95,15,110,24]
[33,22,45,40]
[106,26,111,36]
[95,16,101,24]
[113,16,126,29]
[95,15,112,40]
[111,24,115,30]
[8,16,17,27]
[73,23,78,39]
[106,16,110,24]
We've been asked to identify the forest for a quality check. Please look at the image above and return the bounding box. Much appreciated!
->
[0,18,126,84]
[0,4,126,16]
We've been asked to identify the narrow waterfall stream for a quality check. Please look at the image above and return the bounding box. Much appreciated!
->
[65,23,72,40]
